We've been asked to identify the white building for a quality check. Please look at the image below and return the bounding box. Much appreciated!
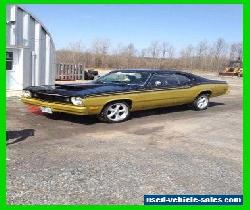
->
[6,5,55,90]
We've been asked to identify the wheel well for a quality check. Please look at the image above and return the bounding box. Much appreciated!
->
[103,99,133,110]
[198,90,212,97]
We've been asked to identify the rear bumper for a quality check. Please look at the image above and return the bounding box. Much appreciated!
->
[21,97,88,115]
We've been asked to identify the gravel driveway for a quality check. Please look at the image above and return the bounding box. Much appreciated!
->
[7,74,242,204]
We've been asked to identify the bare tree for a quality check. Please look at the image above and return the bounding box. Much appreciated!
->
[140,48,147,58]
[212,38,227,71]
[126,43,136,57]
[56,38,240,71]
[230,42,242,60]
[149,41,160,58]
[236,42,242,60]
[180,45,194,69]
[160,42,168,58]
[92,39,110,54]
[68,41,85,64]
[167,45,175,58]
[92,39,111,67]
[196,40,208,69]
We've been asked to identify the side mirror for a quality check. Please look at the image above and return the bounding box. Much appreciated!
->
[155,81,162,86]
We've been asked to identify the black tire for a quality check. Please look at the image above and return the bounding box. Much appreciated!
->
[193,94,209,111]
[88,69,98,76]
[84,71,95,80]
[98,101,130,123]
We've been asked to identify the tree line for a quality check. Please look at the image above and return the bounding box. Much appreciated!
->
[56,38,242,72]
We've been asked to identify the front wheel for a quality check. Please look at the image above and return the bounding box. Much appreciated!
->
[193,94,209,111]
[98,102,130,123]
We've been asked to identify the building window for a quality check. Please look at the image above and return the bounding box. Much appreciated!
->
[6,52,13,70]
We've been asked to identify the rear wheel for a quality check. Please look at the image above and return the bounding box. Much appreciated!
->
[193,94,209,111]
[99,102,130,123]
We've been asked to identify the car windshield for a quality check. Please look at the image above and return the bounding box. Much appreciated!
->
[95,71,150,85]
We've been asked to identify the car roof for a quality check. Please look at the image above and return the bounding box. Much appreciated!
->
[112,69,190,74]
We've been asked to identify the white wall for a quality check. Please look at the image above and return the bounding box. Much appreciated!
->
[6,5,55,90]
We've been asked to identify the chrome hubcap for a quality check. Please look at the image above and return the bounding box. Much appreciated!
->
[197,96,208,109]
[106,103,128,121]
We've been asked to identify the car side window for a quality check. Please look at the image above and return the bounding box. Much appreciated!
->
[175,74,191,85]
[148,74,179,88]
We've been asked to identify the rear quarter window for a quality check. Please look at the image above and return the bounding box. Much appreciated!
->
[175,74,191,85]
[148,74,179,87]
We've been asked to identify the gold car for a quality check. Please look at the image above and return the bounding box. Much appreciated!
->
[21,69,229,123]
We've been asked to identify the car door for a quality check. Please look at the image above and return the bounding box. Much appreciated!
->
[131,73,194,110]
[131,74,178,110]
[172,73,198,104]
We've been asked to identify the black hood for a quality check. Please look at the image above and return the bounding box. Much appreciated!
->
[25,82,141,97]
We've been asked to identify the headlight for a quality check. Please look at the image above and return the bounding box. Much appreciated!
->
[22,90,31,98]
[71,97,83,106]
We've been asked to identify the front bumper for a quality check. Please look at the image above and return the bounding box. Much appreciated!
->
[21,97,88,115]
